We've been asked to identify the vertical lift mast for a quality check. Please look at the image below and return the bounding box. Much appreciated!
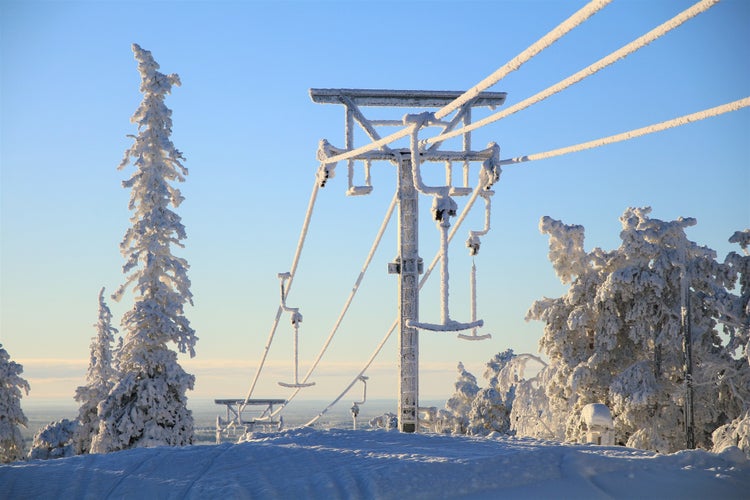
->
[310,89,506,432]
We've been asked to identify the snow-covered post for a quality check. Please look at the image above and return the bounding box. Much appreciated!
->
[351,403,359,430]
[0,343,30,463]
[92,44,197,453]
[446,362,479,435]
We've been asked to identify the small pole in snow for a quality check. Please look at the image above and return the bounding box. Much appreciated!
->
[351,403,360,430]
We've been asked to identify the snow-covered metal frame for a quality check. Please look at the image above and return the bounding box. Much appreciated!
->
[311,89,506,433]
[214,398,286,443]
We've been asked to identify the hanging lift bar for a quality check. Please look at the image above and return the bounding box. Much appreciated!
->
[460,188,495,341]
[277,272,315,389]
[403,112,500,333]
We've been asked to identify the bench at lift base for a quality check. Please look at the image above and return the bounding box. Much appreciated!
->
[214,398,287,443]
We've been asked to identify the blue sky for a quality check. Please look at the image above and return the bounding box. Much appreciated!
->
[1,0,748,409]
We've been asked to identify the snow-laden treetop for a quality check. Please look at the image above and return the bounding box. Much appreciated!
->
[112,43,196,358]
[131,43,181,98]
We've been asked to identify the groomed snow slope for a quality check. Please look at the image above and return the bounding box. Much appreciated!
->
[2,427,748,499]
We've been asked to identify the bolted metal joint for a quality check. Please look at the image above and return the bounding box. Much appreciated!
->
[388,256,424,275]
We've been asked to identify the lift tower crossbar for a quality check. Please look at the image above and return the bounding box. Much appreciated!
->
[311,88,506,433]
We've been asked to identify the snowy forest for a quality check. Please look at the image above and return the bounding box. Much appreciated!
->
[1,44,197,461]
[421,211,749,456]
[2,40,749,465]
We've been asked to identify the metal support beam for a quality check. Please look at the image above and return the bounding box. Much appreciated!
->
[310,88,507,108]
[397,156,419,433]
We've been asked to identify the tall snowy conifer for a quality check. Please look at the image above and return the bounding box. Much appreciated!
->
[527,208,749,452]
[74,288,118,454]
[92,44,197,453]
[445,362,480,435]
[0,343,30,463]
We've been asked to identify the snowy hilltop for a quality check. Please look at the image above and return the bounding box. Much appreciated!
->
[1,427,748,499]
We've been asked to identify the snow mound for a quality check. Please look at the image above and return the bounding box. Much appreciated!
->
[1,428,748,499]
[581,403,613,428]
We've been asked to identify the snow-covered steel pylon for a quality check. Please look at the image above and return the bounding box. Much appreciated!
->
[311,89,506,432]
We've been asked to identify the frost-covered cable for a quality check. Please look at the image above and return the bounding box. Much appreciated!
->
[319,0,610,165]
[432,0,611,121]
[426,0,721,146]
[304,317,398,427]
[500,97,750,165]
[240,178,321,411]
[271,192,398,416]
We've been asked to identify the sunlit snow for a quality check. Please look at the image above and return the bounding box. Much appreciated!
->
[2,427,748,499]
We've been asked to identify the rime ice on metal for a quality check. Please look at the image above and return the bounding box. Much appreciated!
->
[312,88,506,432]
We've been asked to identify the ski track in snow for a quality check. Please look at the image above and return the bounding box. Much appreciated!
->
[1,428,748,499]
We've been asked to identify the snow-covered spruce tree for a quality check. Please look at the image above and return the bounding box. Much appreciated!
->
[508,365,562,439]
[712,407,750,457]
[463,350,518,436]
[445,362,480,435]
[467,387,509,436]
[483,349,519,406]
[482,350,560,439]
[0,343,30,463]
[441,353,544,437]
[526,208,748,452]
[525,215,612,444]
[28,419,79,460]
[711,229,750,457]
[73,288,118,454]
[91,44,197,453]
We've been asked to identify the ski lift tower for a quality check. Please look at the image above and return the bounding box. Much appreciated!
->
[311,89,507,432]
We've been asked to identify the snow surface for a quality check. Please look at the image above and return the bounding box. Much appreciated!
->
[2,427,748,499]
